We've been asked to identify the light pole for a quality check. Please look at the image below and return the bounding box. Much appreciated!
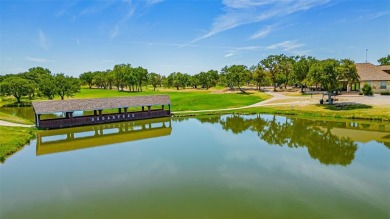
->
[365,49,368,62]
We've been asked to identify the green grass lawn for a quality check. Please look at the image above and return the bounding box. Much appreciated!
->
[73,88,269,111]
[0,126,37,163]
[0,112,34,125]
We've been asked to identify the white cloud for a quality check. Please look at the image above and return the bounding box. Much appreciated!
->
[192,0,330,43]
[26,56,52,63]
[266,40,304,51]
[146,0,164,6]
[358,10,389,21]
[39,30,49,50]
[249,25,273,40]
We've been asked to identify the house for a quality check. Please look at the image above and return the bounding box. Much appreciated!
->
[355,63,390,93]
[377,65,390,74]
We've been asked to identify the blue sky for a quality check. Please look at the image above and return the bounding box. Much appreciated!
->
[1,0,389,76]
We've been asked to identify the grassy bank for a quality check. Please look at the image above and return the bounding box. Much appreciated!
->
[0,112,34,125]
[0,126,37,163]
[173,104,390,121]
[74,88,270,111]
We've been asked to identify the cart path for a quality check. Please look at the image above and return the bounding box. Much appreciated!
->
[173,92,311,114]
[0,120,34,127]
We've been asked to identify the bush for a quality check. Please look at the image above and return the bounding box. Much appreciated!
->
[380,91,390,95]
[361,84,373,96]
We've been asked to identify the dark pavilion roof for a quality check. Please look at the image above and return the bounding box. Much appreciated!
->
[32,95,171,114]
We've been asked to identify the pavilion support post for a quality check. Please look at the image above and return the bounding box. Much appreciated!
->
[147,106,151,114]
[98,110,103,121]
[36,114,41,128]
[162,105,164,110]
[142,106,145,112]
[94,110,97,116]
[124,107,128,116]
[168,104,171,115]
[118,108,122,114]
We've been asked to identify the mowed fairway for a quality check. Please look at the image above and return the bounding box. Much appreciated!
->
[73,88,269,111]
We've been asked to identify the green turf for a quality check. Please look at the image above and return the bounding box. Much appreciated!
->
[0,126,37,163]
[72,88,268,111]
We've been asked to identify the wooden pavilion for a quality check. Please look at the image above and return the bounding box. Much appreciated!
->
[32,95,171,129]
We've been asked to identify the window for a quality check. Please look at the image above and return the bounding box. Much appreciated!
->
[380,81,387,89]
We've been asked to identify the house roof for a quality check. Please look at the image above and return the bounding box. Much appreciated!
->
[32,95,171,114]
[356,63,390,81]
[377,65,390,73]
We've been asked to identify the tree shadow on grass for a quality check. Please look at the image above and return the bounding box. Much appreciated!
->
[320,102,372,111]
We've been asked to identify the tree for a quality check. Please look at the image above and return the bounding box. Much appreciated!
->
[260,55,281,91]
[309,59,341,104]
[378,55,390,65]
[106,70,115,90]
[113,64,131,91]
[292,56,313,93]
[148,73,161,91]
[252,65,268,90]
[54,73,81,100]
[80,71,95,88]
[39,74,57,99]
[220,65,249,92]
[133,66,148,91]
[278,55,294,89]
[21,67,52,98]
[0,76,34,103]
[198,70,219,90]
[338,59,359,92]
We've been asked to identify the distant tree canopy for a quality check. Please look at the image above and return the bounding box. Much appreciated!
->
[0,67,81,102]
[377,55,390,65]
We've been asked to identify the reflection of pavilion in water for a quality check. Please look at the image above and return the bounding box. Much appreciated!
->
[36,118,172,156]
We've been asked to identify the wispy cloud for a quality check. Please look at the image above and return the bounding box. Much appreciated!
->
[146,0,164,6]
[267,40,304,51]
[358,10,389,21]
[26,56,52,63]
[224,45,264,58]
[109,0,162,39]
[39,30,49,50]
[76,38,80,45]
[249,25,274,40]
[192,0,331,43]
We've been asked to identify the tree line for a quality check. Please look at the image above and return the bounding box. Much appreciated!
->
[1,54,388,103]
[0,67,80,102]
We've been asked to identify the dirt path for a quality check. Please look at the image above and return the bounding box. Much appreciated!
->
[0,120,34,127]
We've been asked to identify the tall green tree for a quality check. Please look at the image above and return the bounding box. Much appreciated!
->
[260,55,281,91]
[39,74,57,99]
[0,76,34,103]
[309,59,341,104]
[148,72,161,91]
[220,65,249,92]
[338,59,359,91]
[198,70,219,90]
[292,56,317,93]
[54,73,81,100]
[80,71,95,88]
[252,65,268,90]
[113,64,131,91]
[133,66,148,91]
[378,54,390,65]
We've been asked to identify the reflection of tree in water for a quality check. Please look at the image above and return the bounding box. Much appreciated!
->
[199,115,358,166]
[219,115,252,134]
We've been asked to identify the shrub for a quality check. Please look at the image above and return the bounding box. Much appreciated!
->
[380,91,390,95]
[361,84,373,96]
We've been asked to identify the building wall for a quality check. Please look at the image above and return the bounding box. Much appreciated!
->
[360,81,390,93]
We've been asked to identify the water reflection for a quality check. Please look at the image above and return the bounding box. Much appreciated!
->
[192,115,390,166]
[36,118,172,155]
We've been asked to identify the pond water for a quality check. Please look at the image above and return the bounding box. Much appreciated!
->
[1,115,389,218]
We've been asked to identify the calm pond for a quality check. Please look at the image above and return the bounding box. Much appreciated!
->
[1,115,389,218]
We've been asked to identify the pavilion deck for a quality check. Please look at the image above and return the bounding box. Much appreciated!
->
[32,95,171,129]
